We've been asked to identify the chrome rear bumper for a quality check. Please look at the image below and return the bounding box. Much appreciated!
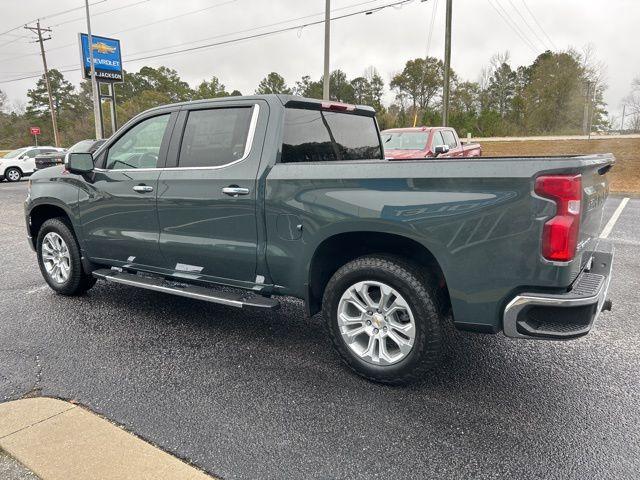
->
[503,242,614,340]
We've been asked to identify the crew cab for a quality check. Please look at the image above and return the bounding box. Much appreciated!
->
[381,126,481,159]
[1,146,64,182]
[24,95,614,384]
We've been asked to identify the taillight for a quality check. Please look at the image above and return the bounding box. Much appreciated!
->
[534,174,582,262]
[321,102,356,112]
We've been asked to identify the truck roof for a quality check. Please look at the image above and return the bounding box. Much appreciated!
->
[142,94,376,116]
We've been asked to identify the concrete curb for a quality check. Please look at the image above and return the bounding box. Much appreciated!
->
[0,397,214,480]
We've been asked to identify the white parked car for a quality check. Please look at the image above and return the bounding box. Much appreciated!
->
[0,146,65,182]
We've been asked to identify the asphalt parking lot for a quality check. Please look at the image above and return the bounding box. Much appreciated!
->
[0,180,638,480]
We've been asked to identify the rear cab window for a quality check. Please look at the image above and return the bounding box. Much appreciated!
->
[281,106,382,163]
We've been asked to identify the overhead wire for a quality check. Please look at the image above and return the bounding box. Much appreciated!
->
[520,0,557,50]
[0,0,420,84]
[506,0,549,50]
[0,0,107,38]
[0,0,400,79]
[486,0,537,53]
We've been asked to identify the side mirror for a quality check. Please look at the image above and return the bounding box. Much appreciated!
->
[66,152,94,174]
[434,145,450,155]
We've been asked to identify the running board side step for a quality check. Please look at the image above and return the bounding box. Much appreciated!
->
[92,269,280,309]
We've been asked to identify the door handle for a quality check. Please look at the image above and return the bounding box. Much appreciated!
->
[133,184,154,193]
[222,186,250,197]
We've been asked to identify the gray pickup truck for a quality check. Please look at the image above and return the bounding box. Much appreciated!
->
[24,95,615,384]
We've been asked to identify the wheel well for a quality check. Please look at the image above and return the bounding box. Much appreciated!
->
[28,204,71,241]
[307,232,451,317]
[5,166,23,173]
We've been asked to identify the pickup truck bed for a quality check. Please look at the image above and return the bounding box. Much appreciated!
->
[25,94,615,384]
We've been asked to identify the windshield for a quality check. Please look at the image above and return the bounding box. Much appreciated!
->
[68,140,95,153]
[381,132,429,150]
[3,148,29,159]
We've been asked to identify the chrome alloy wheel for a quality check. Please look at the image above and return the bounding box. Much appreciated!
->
[337,280,416,366]
[42,232,71,284]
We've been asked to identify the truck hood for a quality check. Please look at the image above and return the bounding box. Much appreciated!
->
[384,150,429,160]
[30,164,67,180]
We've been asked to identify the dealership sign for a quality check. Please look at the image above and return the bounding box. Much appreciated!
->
[78,34,123,82]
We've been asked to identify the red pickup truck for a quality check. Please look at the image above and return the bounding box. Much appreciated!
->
[381,126,481,159]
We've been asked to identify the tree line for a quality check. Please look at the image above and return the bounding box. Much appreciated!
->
[0,48,629,149]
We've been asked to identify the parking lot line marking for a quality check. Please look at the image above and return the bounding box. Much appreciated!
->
[600,197,630,239]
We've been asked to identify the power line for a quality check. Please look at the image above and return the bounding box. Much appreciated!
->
[0,0,392,72]
[52,0,152,27]
[0,0,154,60]
[506,0,548,50]
[111,0,237,35]
[493,0,538,51]
[0,0,107,38]
[520,0,557,50]
[112,0,387,59]
[1,0,385,63]
[486,0,536,53]
[0,0,419,84]
[124,0,417,64]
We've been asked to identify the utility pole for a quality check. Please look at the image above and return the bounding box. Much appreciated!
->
[620,104,626,131]
[323,0,331,100]
[582,80,592,136]
[85,0,103,139]
[25,20,60,147]
[442,0,452,126]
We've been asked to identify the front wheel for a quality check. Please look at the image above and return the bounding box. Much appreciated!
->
[5,167,22,182]
[323,255,443,385]
[36,218,96,295]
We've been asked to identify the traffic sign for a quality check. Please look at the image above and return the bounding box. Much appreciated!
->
[30,127,41,135]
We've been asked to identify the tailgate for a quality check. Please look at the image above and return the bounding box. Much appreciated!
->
[579,156,613,266]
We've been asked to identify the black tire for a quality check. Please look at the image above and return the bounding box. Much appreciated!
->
[36,217,96,295]
[5,167,22,182]
[323,255,443,385]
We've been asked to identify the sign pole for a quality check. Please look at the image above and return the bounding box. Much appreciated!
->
[84,0,103,139]
[34,133,38,146]
[109,83,117,133]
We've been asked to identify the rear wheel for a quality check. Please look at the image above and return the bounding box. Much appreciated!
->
[36,218,96,295]
[5,167,22,182]
[323,255,443,385]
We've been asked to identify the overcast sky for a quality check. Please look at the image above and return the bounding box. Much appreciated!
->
[0,0,638,123]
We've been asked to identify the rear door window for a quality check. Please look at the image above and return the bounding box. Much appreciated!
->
[281,108,382,163]
[178,107,253,168]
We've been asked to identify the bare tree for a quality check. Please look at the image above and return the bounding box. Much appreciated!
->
[623,76,640,131]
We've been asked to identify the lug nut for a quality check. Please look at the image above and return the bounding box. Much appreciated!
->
[383,326,387,331]
[373,328,379,334]
[367,310,372,316]
[366,320,372,326]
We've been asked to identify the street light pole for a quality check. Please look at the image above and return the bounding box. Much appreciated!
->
[323,0,331,100]
[442,0,452,126]
[84,0,103,139]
